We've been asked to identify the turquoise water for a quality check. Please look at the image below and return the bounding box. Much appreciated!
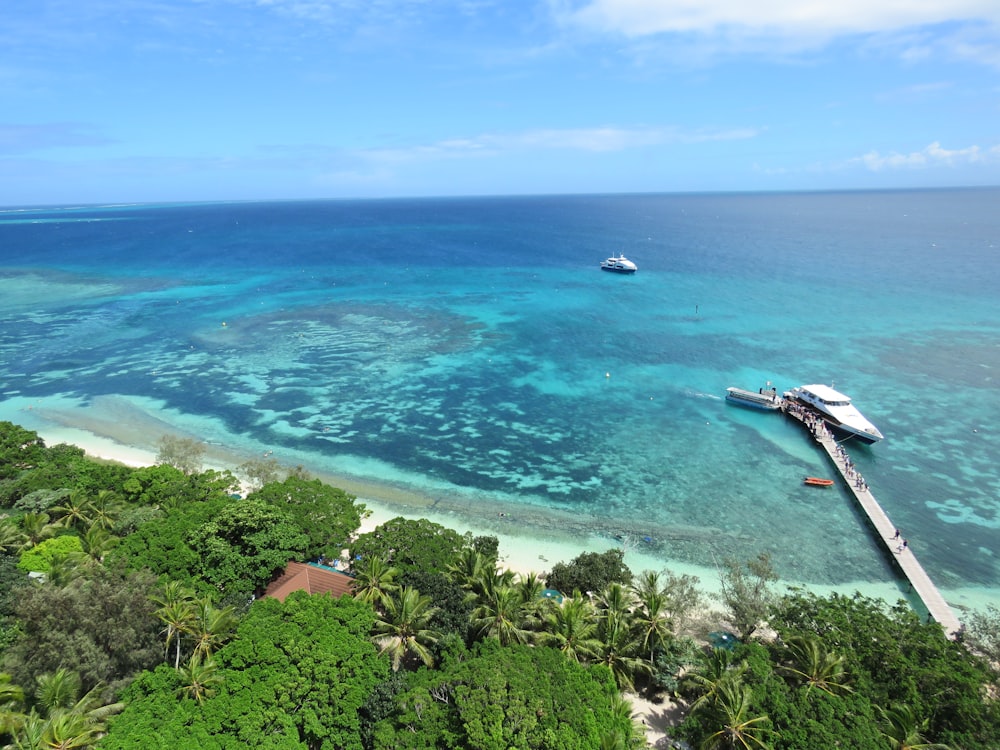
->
[1,191,998,598]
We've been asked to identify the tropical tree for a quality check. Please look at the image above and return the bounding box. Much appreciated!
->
[547,548,633,597]
[50,492,95,530]
[683,649,748,712]
[86,490,122,531]
[175,656,223,704]
[1,672,25,736]
[79,526,117,564]
[718,553,778,641]
[374,586,440,671]
[779,635,852,696]
[0,519,28,554]
[446,546,486,592]
[541,595,603,663]
[188,599,239,661]
[878,703,952,750]
[351,554,400,611]
[4,668,125,750]
[470,584,534,646]
[596,605,648,692]
[513,571,550,630]
[632,574,674,663]
[19,512,59,548]
[696,679,771,750]
[155,435,205,476]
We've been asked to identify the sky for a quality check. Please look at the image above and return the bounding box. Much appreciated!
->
[2,0,999,205]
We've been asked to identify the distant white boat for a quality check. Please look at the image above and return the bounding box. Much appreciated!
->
[786,384,884,444]
[600,254,637,274]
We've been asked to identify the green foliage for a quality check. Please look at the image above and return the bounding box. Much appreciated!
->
[402,569,471,639]
[155,435,206,476]
[236,456,281,492]
[651,634,701,694]
[247,476,364,560]
[102,592,388,750]
[965,603,1000,666]
[189,498,309,600]
[2,565,162,699]
[371,641,628,750]
[767,591,1000,749]
[119,464,238,510]
[112,495,229,594]
[545,548,633,597]
[0,422,46,483]
[351,517,467,577]
[718,552,778,640]
[17,534,83,573]
[13,488,70,514]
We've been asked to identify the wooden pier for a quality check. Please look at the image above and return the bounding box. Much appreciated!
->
[782,404,963,639]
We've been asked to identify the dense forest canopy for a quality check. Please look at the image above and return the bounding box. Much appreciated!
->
[0,420,997,749]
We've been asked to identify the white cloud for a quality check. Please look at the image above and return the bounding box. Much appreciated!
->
[360,125,759,163]
[558,0,1000,38]
[849,141,997,171]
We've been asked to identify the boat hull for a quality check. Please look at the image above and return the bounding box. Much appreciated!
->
[804,477,834,487]
[725,387,781,410]
[600,265,636,274]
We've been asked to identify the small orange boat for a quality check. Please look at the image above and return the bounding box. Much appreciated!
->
[804,476,834,487]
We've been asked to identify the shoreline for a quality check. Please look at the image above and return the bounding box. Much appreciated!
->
[2,393,994,615]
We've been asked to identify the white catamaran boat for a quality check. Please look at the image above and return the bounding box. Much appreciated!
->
[600,254,637,274]
[785,384,884,444]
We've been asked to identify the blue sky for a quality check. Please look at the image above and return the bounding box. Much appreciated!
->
[2,0,999,204]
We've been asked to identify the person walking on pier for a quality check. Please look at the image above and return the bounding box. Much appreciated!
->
[893,529,901,541]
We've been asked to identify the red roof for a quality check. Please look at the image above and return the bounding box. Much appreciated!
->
[263,561,356,602]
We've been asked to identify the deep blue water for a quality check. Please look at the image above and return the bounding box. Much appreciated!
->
[2,190,998,600]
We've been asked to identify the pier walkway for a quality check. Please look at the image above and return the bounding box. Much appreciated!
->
[783,404,963,639]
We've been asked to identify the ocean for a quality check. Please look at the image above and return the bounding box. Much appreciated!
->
[1,190,998,610]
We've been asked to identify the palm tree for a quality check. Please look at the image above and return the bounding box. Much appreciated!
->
[514,572,551,631]
[352,555,401,611]
[697,679,771,750]
[152,582,199,668]
[779,635,852,696]
[0,520,28,554]
[51,493,95,531]
[19,512,59,548]
[598,582,636,621]
[374,586,440,671]
[540,595,602,663]
[596,608,648,692]
[189,599,239,661]
[684,649,747,712]
[87,490,122,531]
[35,669,83,714]
[45,552,85,587]
[633,585,673,664]
[471,584,534,646]
[470,566,515,600]
[878,703,952,750]
[1,672,25,736]
[176,656,223,704]
[21,668,124,750]
[79,526,117,564]
[446,547,486,592]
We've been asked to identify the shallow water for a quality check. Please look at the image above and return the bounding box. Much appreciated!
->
[2,191,998,606]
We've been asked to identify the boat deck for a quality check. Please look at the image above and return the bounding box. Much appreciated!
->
[782,404,963,638]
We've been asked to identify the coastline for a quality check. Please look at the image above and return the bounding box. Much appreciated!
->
[2,392,993,616]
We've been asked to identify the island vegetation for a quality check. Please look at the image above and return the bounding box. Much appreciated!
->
[0,420,998,749]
